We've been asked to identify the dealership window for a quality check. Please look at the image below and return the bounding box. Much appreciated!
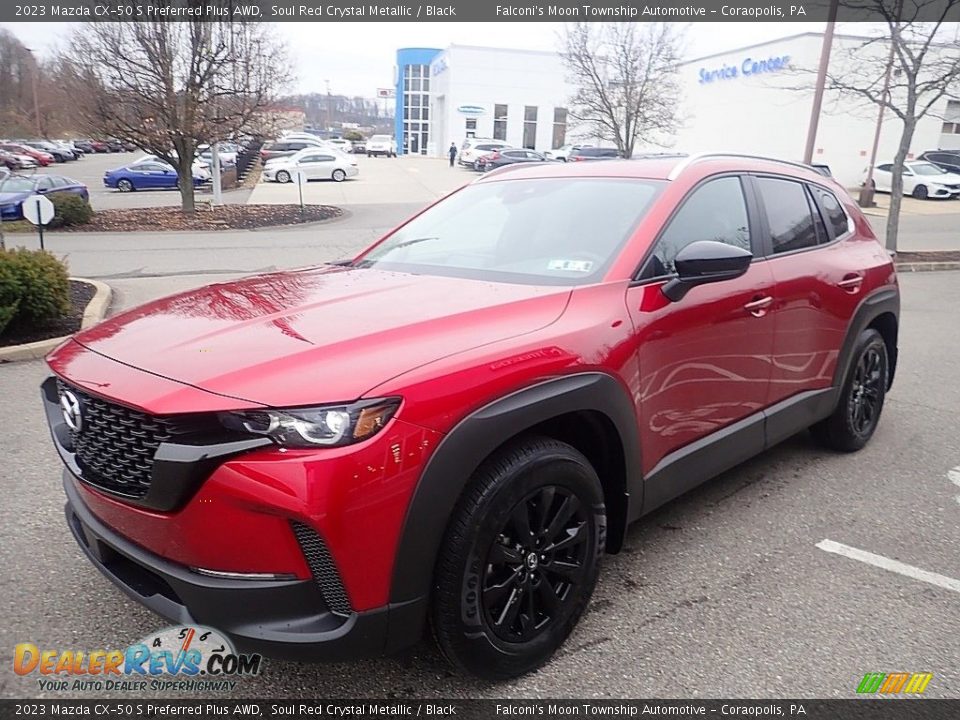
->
[552,108,568,149]
[465,117,477,138]
[523,106,538,149]
[755,177,819,254]
[402,63,431,155]
[493,104,508,141]
[643,176,750,278]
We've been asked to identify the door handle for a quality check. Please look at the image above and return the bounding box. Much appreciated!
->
[837,274,864,293]
[744,295,773,318]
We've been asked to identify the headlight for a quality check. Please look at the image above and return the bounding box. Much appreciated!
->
[219,398,400,448]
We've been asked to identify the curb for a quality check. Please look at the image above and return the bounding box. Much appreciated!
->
[0,278,112,363]
[895,261,960,272]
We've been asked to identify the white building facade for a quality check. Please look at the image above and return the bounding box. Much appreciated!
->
[398,34,957,187]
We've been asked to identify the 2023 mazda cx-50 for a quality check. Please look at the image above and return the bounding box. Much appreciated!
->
[43,154,899,679]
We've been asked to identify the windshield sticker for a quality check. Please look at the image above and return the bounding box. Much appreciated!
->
[548,259,594,273]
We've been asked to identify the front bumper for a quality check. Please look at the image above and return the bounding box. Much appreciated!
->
[63,473,425,660]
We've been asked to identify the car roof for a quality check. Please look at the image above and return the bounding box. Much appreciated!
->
[476,152,838,185]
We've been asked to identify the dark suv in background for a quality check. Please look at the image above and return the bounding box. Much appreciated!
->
[568,146,620,162]
[919,150,960,174]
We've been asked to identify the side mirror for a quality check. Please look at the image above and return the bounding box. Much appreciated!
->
[661,240,753,302]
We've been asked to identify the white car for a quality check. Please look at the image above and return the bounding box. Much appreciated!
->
[458,139,509,167]
[8,153,38,169]
[366,135,397,158]
[262,149,358,183]
[326,138,353,153]
[543,144,593,162]
[866,160,960,199]
[132,154,210,179]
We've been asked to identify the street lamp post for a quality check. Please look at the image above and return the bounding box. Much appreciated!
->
[858,41,897,209]
[803,0,838,165]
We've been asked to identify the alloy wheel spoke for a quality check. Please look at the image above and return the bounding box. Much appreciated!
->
[509,501,533,541]
[534,486,556,537]
[544,560,582,583]
[544,522,586,553]
[537,576,561,614]
[495,586,523,629]
[484,569,521,607]
[544,496,578,542]
[489,543,524,566]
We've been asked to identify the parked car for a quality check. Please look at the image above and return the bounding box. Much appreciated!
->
[918,150,960,175]
[0,173,88,220]
[197,143,239,169]
[104,139,127,152]
[0,143,54,166]
[0,148,37,170]
[476,148,555,171]
[458,138,509,167]
[71,139,96,154]
[260,139,326,162]
[88,140,111,153]
[543,144,593,162]
[131,154,210,178]
[262,149,358,183]
[365,135,397,158]
[104,161,209,192]
[42,154,898,680]
[22,140,74,162]
[325,138,353,154]
[351,139,366,154]
[864,160,960,199]
[568,146,620,162]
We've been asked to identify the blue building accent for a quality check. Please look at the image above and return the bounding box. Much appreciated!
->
[395,48,441,156]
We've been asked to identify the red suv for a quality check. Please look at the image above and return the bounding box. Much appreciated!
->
[43,154,898,679]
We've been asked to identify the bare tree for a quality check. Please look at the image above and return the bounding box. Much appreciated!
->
[59,13,292,212]
[560,23,684,158]
[0,29,36,137]
[824,0,960,252]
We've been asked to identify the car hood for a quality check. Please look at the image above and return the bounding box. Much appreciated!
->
[927,172,960,184]
[0,191,28,204]
[69,266,571,407]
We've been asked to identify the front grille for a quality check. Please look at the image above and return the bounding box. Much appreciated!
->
[57,380,216,500]
[291,521,352,616]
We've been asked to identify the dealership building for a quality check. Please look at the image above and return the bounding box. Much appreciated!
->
[393,34,959,186]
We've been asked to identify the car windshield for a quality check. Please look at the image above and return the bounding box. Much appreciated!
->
[911,162,948,176]
[354,177,663,285]
[1,177,35,192]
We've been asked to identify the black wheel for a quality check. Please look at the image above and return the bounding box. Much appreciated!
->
[811,329,888,452]
[116,178,134,192]
[431,437,605,680]
[331,168,346,182]
[912,184,928,200]
[275,169,291,184]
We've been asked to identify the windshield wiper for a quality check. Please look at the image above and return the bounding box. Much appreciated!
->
[387,236,440,251]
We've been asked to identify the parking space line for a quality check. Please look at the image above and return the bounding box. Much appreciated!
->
[949,466,960,505]
[816,539,960,594]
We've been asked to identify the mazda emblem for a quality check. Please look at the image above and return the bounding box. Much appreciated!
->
[60,390,83,432]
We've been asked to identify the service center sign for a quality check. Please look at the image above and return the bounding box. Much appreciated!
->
[698,54,791,84]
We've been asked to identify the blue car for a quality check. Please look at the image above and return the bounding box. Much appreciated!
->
[0,174,89,221]
[103,160,209,192]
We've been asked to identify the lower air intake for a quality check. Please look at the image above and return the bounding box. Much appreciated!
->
[291,521,353,616]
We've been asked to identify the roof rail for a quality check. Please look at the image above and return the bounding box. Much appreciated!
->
[666,152,818,181]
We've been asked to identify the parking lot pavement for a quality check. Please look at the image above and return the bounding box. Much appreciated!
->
[1,270,958,699]
[27,151,248,212]
[248,155,474,206]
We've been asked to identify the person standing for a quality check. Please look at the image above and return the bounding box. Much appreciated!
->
[448,142,458,167]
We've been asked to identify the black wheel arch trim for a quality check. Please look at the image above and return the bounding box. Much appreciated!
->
[834,285,899,393]
[388,372,641,608]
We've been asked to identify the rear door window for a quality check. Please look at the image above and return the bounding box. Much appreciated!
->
[755,177,819,254]
[812,187,851,239]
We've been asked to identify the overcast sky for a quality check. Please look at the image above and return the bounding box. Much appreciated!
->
[2,20,854,97]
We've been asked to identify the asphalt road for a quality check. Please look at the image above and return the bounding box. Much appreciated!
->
[1,249,958,698]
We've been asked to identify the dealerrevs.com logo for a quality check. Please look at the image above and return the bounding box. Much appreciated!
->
[14,625,262,693]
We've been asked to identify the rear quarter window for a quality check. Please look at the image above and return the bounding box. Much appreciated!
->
[813,187,852,239]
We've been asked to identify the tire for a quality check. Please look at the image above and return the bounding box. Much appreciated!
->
[912,185,928,200]
[116,179,134,192]
[431,436,605,680]
[331,168,346,182]
[811,328,888,452]
[275,170,291,184]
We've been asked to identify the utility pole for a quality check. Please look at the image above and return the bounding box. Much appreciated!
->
[26,48,42,137]
[802,0,838,165]
[858,40,897,208]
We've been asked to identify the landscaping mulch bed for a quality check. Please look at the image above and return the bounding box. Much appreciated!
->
[896,251,960,263]
[0,280,96,348]
[5,204,342,233]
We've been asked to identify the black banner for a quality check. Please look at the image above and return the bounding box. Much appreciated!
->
[1,700,959,720]
[3,0,960,23]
